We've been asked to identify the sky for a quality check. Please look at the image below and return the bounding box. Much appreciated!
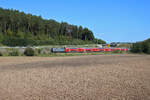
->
[0,0,150,43]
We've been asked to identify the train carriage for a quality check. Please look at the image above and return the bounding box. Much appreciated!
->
[51,47,129,53]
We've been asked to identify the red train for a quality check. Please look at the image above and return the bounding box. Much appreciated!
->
[51,48,129,53]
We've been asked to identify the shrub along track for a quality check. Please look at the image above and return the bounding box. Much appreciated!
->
[0,54,150,100]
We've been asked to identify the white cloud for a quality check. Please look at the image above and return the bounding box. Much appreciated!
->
[95,33,105,36]
[144,33,149,35]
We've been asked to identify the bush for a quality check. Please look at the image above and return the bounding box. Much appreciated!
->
[131,42,143,53]
[38,49,42,54]
[131,38,150,54]
[24,47,35,56]
[0,52,3,56]
[142,41,150,54]
[9,50,19,56]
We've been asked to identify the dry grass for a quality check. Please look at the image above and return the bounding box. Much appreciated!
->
[0,54,150,100]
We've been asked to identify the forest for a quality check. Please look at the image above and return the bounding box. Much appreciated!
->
[0,7,106,46]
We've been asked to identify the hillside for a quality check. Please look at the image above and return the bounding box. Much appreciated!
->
[0,7,106,46]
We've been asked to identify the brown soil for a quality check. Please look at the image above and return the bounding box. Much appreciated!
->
[0,54,150,100]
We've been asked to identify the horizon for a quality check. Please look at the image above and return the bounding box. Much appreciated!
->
[0,0,150,43]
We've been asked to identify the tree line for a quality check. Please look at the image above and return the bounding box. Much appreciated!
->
[0,7,106,46]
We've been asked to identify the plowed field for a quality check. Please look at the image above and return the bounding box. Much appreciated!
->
[0,54,150,100]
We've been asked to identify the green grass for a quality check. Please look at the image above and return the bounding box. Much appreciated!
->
[0,49,129,57]
[37,51,129,57]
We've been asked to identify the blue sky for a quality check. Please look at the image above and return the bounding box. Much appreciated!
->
[0,0,150,43]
